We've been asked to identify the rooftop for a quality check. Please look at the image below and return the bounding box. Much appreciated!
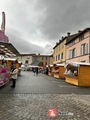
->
[66,28,90,45]
[0,42,20,57]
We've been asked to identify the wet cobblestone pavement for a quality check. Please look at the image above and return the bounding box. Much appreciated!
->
[0,94,90,120]
[0,72,90,120]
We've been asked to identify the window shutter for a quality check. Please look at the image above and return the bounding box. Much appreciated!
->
[60,54,61,60]
[59,54,60,60]
[75,49,76,57]
[69,50,72,58]
[58,54,59,60]
[80,46,82,55]
[85,43,88,54]
[81,45,83,55]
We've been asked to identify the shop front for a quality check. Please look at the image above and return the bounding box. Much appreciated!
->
[0,64,10,87]
[53,64,65,79]
[48,64,55,76]
[0,42,20,87]
[64,62,90,86]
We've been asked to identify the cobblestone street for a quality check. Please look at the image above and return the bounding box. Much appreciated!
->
[0,71,90,120]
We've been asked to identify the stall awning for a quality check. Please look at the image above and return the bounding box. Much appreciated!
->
[0,42,20,57]
[4,57,17,61]
[65,62,90,67]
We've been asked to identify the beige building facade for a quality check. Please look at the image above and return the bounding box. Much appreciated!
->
[15,54,53,66]
[53,33,78,64]
[66,28,90,63]
[53,37,67,64]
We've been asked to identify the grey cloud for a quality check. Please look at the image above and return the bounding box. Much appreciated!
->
[44,44,53,54]
[7,30,45,54]
[6,0,38,35]
[36,0,90,39]
[1,0,90,54]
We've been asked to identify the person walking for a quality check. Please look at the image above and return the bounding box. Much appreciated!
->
[10,66,18,88]
[36,67,38,75]
[33,67,36,75]
[46,67,48,75]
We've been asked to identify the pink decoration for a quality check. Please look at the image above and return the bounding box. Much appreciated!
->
[0,66,10,87]
[0,30,8,43]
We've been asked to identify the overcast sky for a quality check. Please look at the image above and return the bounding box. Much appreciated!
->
[0,0,90,54]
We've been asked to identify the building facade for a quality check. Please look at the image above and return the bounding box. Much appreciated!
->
[32,54,52,66]
[16,54,35,64]
[53,33,78,64]
[49,54,53,65]
[15,54,53,66]
[53,37,67,64]
[66,28,90,63]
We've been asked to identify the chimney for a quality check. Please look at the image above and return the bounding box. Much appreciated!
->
[67,32,70,36]
[78,30,82,33]
[1,12,5,33]
[56,42,58,45]
[62,36,64,39]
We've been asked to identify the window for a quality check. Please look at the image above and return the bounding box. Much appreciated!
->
[61,52,63,59]
[69,50,72,58]
[69,40,75,47]
[81,61,86,63]
[69,48,76,58]
[81,43,88,55]
[58,54,60,60]
[79,34,84,41]
[25,60,28,64]
[45,62,47,65]
[72,48,76,58]
[56,55,57,61]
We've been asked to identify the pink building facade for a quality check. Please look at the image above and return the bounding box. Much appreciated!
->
[0,12,8,43]
[66,28,90,63]
[0,30,8,43]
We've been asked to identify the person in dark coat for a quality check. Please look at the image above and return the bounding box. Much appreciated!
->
[46,67,48,75]
[35,67,38,75]
[33,67,36,75]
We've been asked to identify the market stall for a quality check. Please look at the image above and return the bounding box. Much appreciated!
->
[64,62,90,86]
[4,58,22,76]
[48,64,55,76]
[0,64,10,87]
[53,64,65,79]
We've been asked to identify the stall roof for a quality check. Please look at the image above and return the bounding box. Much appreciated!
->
[56,64,65,66]
[49,64,53,67]
[46,64,52,67]
[4,57,17,61]
[66,62,90,67]
[0,42,20,57]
